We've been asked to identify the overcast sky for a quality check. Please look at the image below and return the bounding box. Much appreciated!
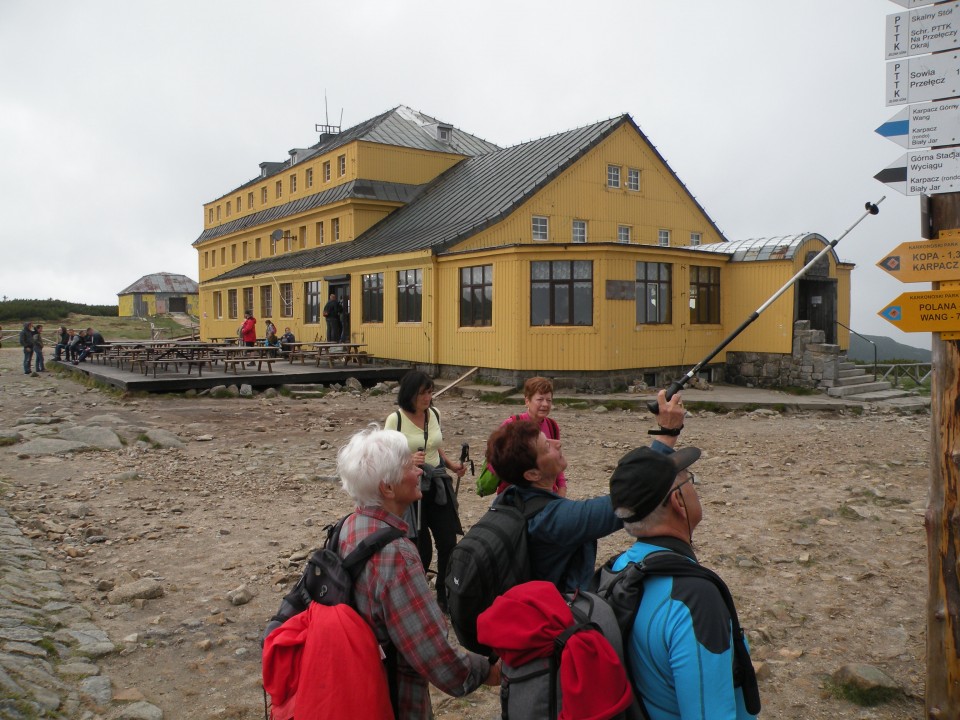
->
[0,0,932,348]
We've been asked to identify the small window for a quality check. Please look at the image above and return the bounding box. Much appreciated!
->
[617,225,631,244]
[260,285,273,318]
[532,216,549,242]
[280,283,293,317]
[204,251,209,269]
[658,229,671,247]
[220,247,226,264]
[213,291,222,319]
[243,287,253,316]
[317,221,325,245]
[299,225,306,249]
[227,289,238,319]
[323,161,331,182]
[247,192,254,209]
[231,244,236,263]
[275,180,282,199]
[261,187,268,204]
[305,281,321,323]
[226,201,232,217]
[255,238,262,258]
[338,154,346,176]
[306,168,313,188]
[333,218,340,241]
[572,220,587,244]
[208,208,213,223]
[627,168,640,191]
[607,165,621,188]
[690,232,702,246]
[216,205,221,221]
[236,195,242,211]
[242,241,248,261]
[290,173,297,193]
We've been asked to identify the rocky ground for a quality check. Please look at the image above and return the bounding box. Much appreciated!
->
[0,348,930,719]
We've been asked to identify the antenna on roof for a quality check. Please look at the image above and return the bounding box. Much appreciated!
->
[315,92,341,138]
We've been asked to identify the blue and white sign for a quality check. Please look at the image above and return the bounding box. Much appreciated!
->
[887,53,960,105]
[876,100,960,148]
[875,149,960,195]
[886,1,960,59]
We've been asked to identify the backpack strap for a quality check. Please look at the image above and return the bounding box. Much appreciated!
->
[341,524,405,578]
[394,409,402,431]
[545,417,560,440]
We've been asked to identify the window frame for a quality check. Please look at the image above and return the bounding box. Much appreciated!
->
[530,260,593,326]
[572,219,587,244]
[333,218,340,241]
[532,216,549,242]
[290,173,297,194]
[636,262,672,325]
[227,289,238,320]
[323,161,331,182]
[338,154,346,177]
[305,281,321,324]
[690,232,702,246]
[617,225,631,244]
[397,268,423,323]
[306,168,313,188]
[362,273,384,323]
[459,264,493,327]
[279,283,293,318]
[607,164,621,189]
[689,265,721,325]
[213,291,222,319]
[627,168,640,191]
[243,287,254,318]
[260,285,273,318]
[658,229,671,247]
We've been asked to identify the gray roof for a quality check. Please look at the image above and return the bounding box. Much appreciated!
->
[194,180,425,245]
[684,233,837,263]
[215,105,501,201]
[208,114,729,282]
[119,272,198,295]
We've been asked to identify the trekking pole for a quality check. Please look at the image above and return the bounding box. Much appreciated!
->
[647,198,884,414]
[456,443,473,495]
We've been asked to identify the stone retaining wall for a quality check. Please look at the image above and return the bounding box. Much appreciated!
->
[724,321,841,389]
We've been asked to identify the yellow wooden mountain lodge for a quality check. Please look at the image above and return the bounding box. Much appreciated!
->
[195,106,852,386]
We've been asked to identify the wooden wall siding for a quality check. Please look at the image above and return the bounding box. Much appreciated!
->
[455,124,724,254]
[355,142,464,185]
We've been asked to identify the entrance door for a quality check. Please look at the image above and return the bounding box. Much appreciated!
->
[330,281,351,342]
[796,278,837,344]
[169,297,187,313]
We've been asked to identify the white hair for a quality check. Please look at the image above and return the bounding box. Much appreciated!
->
[615,503,670,538]
[337,424,410,507]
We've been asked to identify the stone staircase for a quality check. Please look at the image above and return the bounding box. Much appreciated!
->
[825,360,929,410]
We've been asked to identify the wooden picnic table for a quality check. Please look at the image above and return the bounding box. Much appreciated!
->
[217,345,280,373]
[310,342,370,368]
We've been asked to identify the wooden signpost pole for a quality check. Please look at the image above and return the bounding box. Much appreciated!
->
[926,198,960,719]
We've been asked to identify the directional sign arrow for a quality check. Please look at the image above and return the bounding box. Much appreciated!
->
[876,101,960,148]
[887,53,960,106]
[874,149,960,195]
[877,237,960,281]
[878,289,960,332]
[887,1,960,60]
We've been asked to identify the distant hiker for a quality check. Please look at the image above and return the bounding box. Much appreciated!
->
[74,327,104,364]
[264,319,277,340]
[66,329,84,363]
[279,327,296,352]
[322,293,342,342]
[19,322,34,375]
[32,324,45,372]
[53,325,69,361]
[335,426,500,718]
[608,440,760,719]
[239,309,257,366]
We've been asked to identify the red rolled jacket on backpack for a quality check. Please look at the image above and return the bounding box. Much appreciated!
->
[477,580,633,720]
[261,601,393,720]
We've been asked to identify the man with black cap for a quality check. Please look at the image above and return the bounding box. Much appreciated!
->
[608,441,758,719]
[485,389,685,592]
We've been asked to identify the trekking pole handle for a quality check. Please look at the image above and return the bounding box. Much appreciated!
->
[645,379,686,415]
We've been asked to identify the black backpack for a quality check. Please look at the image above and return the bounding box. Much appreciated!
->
[263,515,404,641]
[594,550,762,718]
[445,490,554,655]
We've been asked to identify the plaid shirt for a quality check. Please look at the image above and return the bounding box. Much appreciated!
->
[340,507,489,719]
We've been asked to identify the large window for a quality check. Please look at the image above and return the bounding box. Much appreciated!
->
[280,283,293,317]
[690,266,721,324]
[228,289,238,319]
[260,285,273,318]
[213,291,222,319]
[363,273,384,323]
[532,216,548,241]
[531,260,592,326]
[636,262,672,324]
[305,281,321,323]
[572,220,587,244]
[460,265,493,327]
[243,287,253,317]
[397,269,423,323]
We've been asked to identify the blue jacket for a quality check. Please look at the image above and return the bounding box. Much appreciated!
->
[612,539,756,720]
[498,439,676,592]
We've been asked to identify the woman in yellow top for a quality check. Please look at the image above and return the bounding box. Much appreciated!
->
[385,370,466,612]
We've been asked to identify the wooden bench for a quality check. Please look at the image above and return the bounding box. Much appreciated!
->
[286,350,319,364]
[222,357,279,373]
[142,359,180,378]
[321,351,368,368]
[186,359,214,376]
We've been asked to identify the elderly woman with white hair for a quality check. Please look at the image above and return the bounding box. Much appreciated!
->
[336,425,499,720]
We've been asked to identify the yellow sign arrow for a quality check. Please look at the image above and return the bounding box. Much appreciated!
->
[877,237,960,282]
[878,289,960,332]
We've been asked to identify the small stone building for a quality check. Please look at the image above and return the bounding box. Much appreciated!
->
[118,273,199,318]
